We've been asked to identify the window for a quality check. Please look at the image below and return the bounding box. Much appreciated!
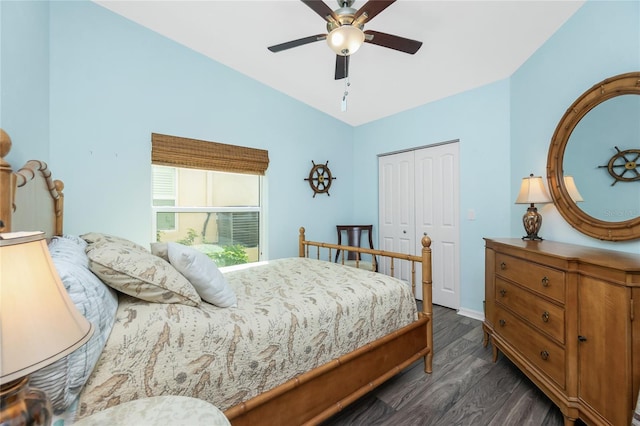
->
[151,133,269,267]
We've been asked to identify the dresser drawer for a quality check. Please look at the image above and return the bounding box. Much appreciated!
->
[494,305,565,389]
[495,253,565,303]
[495,278,565,344]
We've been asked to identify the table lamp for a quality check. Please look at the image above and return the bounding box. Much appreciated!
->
[0,231,94,426]
[515,174,552,241]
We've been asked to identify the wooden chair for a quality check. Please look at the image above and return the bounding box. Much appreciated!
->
[335,225,377,271]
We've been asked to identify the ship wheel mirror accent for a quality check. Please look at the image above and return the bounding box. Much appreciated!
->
[304,160,336,197]
[598,146,640,186]
[546,71,640,241]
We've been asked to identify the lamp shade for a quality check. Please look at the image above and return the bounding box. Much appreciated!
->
[326,25,365,56]
[0,231,94,383]
[563,175,584,202]
[515,174,552,204]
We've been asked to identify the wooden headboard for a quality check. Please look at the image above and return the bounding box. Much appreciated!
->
[0,129,64,237]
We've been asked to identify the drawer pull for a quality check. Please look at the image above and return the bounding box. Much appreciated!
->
[499,288,507,297]
[542,311,549,322]
[541,276,550,287]
[499,319,506,327]
[540,350,550,361]
[578,335,587,342]
[500,262,507,270]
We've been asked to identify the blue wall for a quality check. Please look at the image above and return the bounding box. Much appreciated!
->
[1,0,638,316]
[510,0,640,253]
[1,0,50,163]
[23,0,354,260]
[353,80,511,315]
[353,0,640,315]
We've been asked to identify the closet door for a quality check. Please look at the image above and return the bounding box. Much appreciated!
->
[415,143,460,308]
[378,151,415,291]
[379,142,460,307]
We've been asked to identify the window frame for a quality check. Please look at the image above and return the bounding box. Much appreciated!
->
[150,133,269,262]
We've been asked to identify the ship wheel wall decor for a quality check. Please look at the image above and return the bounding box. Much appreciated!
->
[304,160,336,197]
[598,146,640,186]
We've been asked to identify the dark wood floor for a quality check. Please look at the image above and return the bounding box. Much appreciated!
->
[322,304,572,426]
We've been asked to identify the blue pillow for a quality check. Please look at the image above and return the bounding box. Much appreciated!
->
[29,236,118,413]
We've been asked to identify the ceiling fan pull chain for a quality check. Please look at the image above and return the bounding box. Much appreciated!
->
[341,76,350,112]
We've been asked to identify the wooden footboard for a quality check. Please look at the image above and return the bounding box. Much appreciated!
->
[224,227,433,425]
[298,226,433,375]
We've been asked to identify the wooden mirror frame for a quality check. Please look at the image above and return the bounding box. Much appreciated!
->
[547,71,640,241]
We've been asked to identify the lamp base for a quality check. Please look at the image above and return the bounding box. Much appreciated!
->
[0,377,52,426]
[521,204,544,241]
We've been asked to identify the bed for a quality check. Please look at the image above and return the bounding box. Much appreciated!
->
[0,130,433,425]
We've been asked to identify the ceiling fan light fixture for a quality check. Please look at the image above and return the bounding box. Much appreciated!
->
[327,25,364,56]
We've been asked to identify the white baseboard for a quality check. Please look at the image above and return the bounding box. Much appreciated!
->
[457,308,484,322]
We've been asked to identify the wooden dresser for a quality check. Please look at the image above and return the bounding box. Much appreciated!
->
[483,238,640,426]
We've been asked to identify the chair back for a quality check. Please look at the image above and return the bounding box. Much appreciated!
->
[335,225,375,263]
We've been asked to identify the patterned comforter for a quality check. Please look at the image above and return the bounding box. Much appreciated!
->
[76,257,418,418]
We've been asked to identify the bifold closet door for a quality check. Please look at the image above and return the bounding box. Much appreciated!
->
[378,150,416,294]
[378,142,460,307]
[414,143,460,309]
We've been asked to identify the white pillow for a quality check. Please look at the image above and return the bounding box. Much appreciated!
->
[167,242,237,308]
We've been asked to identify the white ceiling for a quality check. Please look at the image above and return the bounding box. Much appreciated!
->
[94,0,585,126]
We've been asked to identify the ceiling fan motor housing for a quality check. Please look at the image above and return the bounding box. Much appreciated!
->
[326,6,362,32]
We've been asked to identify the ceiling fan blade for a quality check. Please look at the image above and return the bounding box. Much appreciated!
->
[335,55,349,80]
[353,0,396,24]
[364,30,422,54]
[268,34,327,53]
[301,0,339,24]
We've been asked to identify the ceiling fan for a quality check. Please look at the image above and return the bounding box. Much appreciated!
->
[267,0,422,80]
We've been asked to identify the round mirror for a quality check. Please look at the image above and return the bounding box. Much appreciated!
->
[547,72,640,241]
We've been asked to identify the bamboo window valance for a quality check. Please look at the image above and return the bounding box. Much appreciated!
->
[151,133,269,175]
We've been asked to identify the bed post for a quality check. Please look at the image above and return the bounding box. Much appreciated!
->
[420,235,433,373]
[298,227,306,257]
[0,129,13,233]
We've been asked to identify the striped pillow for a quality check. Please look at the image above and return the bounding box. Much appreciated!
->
[30,236,118,413]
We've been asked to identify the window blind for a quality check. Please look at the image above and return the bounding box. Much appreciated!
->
[151,133,269,176]
[152,166,176,200]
